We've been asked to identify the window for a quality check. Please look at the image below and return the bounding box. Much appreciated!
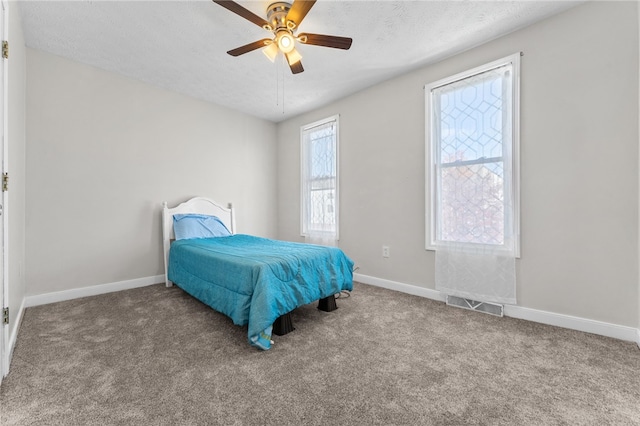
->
[426,54,520,255]
[301,115,339,243]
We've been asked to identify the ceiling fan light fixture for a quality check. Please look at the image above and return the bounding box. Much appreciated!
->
[276,30,295,53]
[285,47,302,65]
[262,42,279,62]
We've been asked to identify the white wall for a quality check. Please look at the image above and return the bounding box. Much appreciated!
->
[7,0,26,351]
[26,49,277,296]
[277,2,639,328]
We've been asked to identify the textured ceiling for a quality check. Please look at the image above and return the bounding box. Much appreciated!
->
[19,1,580,122]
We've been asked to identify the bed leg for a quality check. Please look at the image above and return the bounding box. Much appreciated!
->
[318,295,338,312]
[273,312,295,336]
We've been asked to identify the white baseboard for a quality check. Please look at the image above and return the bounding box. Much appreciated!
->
[354,273,640,345]
[17,273,640,348]
[354,273,446,302]
[3,275,163,378]
[25,275,165,308]
[7,296,25,370]
[2,296,25,379]
[502,304,639,343]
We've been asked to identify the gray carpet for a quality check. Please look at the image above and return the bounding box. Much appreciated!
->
[1,282,639,425]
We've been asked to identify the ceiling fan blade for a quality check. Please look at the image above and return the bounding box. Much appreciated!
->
[297,33,352,50]
[227,39,272,57]
[286,0,316,27]
[286,55,304,74]
[213,1,270,28]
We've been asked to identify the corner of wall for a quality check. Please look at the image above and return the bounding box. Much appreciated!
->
[637,0,640,339]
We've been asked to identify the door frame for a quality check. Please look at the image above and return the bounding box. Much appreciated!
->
[1,0,8,381]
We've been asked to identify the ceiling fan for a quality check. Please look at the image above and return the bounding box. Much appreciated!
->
[213,0,353,74]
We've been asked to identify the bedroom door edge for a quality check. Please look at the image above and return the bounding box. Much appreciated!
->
[0,0,7,382]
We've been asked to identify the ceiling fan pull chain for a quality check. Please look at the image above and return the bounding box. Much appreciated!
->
[281,54,286,115]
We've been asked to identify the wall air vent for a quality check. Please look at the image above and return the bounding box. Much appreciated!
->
[446,295,504,317]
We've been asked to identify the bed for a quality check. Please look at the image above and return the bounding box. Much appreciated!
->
[162,197,354,350]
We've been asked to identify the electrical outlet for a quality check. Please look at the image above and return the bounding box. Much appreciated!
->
[382,245,390,258]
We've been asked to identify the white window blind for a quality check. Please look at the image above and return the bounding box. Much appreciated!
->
[301,115,339,246]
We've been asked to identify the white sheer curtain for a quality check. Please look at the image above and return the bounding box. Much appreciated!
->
[435,236,517,305]
[305,230,336,247]
[302,117,338,247]
[431,61,517,305]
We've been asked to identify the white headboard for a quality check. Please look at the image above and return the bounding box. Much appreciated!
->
[162,197,236,287]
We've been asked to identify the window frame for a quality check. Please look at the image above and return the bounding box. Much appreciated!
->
[424,53,521,256]
[300,114,340,239]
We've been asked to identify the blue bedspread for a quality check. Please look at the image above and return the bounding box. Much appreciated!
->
[168,234,354,350]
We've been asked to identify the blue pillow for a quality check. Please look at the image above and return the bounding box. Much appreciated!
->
[173,214,231,240]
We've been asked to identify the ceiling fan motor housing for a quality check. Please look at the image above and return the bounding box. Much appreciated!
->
[266,2,298,54]
[266,2,294,32]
